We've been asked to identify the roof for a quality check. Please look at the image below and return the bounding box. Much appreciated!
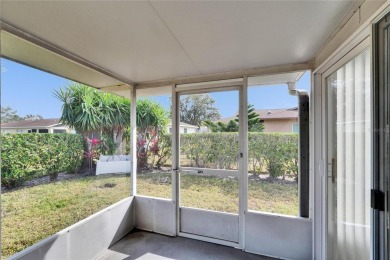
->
[257,108,298,120]
[1,118,61,128]
[1,1,355,90]
[219,108,298,123]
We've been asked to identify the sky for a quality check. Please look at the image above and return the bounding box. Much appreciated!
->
[1,58,310,119]
[1,58,71,118]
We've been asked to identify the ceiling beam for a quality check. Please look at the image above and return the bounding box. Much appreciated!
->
[99,84,131,92]
[135,62,313,89]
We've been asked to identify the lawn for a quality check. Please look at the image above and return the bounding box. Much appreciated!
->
[2,173,298,259]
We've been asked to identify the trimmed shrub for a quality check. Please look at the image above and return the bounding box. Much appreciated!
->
[153,132,298,178]
[180,133,239,169]
[1,133,84,187]
[253,133,298,179]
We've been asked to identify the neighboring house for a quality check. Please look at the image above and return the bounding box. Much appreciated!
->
[1,118,75,134]
[219,107,299,133]
[166,121,198,134]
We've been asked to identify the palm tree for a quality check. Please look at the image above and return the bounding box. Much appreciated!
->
[136,99,168,168]
[54,83,168,169]
[54,83,130,155]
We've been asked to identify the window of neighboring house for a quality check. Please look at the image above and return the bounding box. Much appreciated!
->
[38,129,49,133]
[184,128,187,133]
[29,129,37,133]
[53,129,66,134]
[16,129,24,133]
[292,123,299,133]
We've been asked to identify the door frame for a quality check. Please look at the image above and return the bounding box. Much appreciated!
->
[314,30,373,260]
[171,79,246,248]
[373,14,390,260]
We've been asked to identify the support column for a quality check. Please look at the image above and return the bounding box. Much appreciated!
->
[130,86,137,196]
[171,84,180,235]
[172,84,180,235]
[239,76,248,250]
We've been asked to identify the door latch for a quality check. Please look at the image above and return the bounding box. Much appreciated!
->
[371,189,385,211]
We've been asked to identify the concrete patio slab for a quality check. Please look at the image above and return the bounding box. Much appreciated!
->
[95,230,274,260]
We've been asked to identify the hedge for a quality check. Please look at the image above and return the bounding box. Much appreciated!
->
[150,132,298,179]
[1,133,84,188]
[1,132,298,187]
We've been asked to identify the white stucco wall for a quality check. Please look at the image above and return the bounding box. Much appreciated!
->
[1,126,75,134]
[263,118,298,133]
[1,129,29,134]
[166,124,198,134]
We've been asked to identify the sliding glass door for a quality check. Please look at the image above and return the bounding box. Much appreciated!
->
[326,48,372,259]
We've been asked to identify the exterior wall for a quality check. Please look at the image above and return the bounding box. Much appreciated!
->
[314,0,386,69]
[263,118,298,133]
[1,129,29,134]
[167,125,198,134]
[51,126,75,133]
[1,127,74,134]
[180,126,197,134]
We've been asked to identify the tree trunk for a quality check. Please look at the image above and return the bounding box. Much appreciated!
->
[113,127,124,155]
[83,134,93,171]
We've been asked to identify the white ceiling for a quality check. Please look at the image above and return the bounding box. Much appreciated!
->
[1,31,124,88]
[1,1,354,85]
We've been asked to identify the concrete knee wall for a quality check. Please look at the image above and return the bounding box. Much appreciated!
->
[8,197,134,260]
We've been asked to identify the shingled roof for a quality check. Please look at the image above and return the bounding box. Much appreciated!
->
[219,108,298,123]
[1,118,62,128]
[256,107,298,119]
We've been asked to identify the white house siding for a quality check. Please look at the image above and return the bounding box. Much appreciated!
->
[166,122,198,134]
[1,129,29,134]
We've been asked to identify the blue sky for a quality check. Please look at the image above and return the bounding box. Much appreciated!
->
[1,58,71,118]
[1,58,310,119]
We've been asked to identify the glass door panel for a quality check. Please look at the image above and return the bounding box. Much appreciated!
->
[179,90,240,214]
[326,48,371,259]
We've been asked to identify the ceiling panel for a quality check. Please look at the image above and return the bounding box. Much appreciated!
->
[1,1,354,84]
[1,31,123,88]
[1,1,200,82]
[150,1,353,74]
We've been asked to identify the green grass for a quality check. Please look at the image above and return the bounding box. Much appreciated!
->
[2,174,298,259]
[137,173,298,215]
[1,175,130,259]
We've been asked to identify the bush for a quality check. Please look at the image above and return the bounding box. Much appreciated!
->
[153,132,298,178]
[180,133,239,169]
[1,133,84,187]
[258,133,298,179]
[151,134,172,168]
